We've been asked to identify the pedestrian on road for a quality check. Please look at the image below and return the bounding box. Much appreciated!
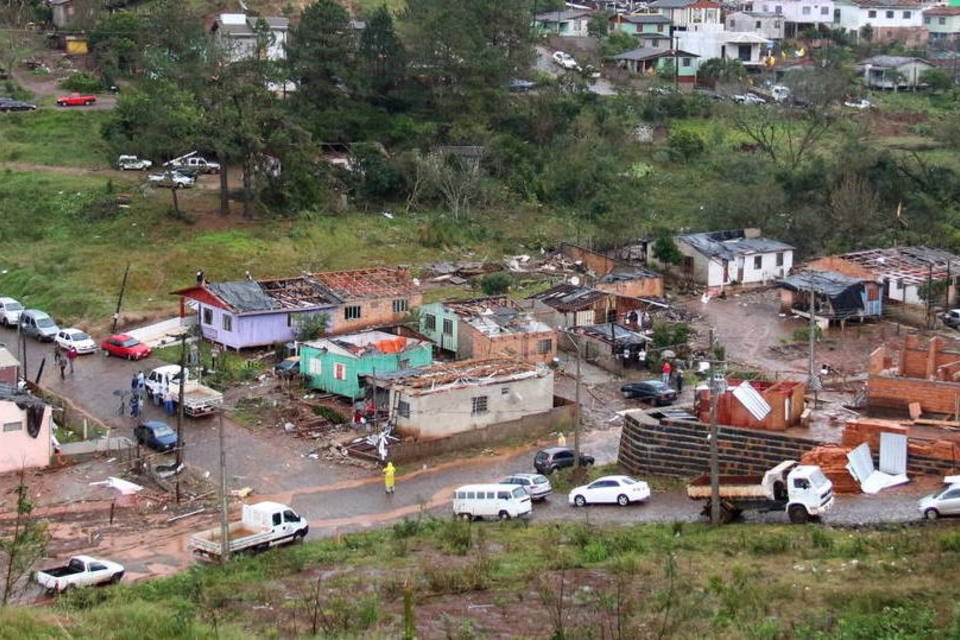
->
[637,348,647,370]
[131,373,139,395]
[383,461,396,495]
[661,360,672,385]
[58,356,66,380]
[54,346,63,368]
[135,370,145,398]
[676,368,685,393]
[557,432,567,446]
[67,346,78,374]
[130,394,141,418]
[163,389,175,415]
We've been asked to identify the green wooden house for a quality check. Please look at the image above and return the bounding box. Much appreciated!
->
[300,331,433,399]
[417,302,461,355]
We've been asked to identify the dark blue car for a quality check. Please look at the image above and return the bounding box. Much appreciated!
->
[134,421,179,452]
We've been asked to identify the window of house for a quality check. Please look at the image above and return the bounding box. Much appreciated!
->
[762,4,769,11]
[222,315,232,332]
[537,339,553,354]
[392,299,408,313]
[940,16,947,24]
[202,308,213,325]
[753,255,762,270]
[902,10,911,18]
[729,19,736,28]
[657,24,665,32]
[442,318,454,336]
[334,363,346,380]
[471,396,488,415]
[774,5,782,13]
[896,279,904,290]
[924,16,931,24]
[868,10,877,17]
[755,20,762,28]
[802,6,811,14]
[424,313,436,331]
[308,358,322,375]
[397,400,410,418]
[776,252,784,267]
[2,421,21,432]
[885,10,894,18]
[821,6,829,14]
[774,21,781,28]
[501,386,510,395]
[682,57,692,67]
[344,305,361,321]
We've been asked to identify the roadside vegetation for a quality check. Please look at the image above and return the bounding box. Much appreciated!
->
[2,520,960,638]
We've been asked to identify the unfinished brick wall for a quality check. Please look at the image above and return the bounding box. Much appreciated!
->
[694,381,805,431]
[460,325,557,365]
[561,243,616,276]
[618,412,819,478]
[805,256,876,281]
[868,375,960,414]
[843,418,960,476]
[596,277,664,298]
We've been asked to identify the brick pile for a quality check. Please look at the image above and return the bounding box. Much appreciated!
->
[801,445,860,494]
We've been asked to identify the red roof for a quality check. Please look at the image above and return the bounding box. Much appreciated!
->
[688,0,721,8]
[169,285,230,310]
[926,6,960,15]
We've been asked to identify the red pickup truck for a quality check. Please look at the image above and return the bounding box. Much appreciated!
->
[56,93,96,107]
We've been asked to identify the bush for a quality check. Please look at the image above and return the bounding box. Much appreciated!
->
[479,272,513,295]
[59,72,104,94]
[668,129,706,161]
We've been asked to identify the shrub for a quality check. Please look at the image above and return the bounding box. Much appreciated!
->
[668,129,706,161]
[59,72,103,94]
[479,272,513,295]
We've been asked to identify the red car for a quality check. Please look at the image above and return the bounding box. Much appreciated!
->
[56,93,96,107]
[101,334,151,360]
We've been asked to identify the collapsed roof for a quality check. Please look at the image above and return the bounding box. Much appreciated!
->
[678,229,794,261]
[368,358,547,395]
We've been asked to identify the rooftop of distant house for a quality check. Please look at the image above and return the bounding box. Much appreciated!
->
[678,228,794,261]
[370,358,547,395]
[834,246,960,286]
[441,296,553,336]
[304,330,426,358]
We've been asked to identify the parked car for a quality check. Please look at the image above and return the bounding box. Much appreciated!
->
[274,356,300,378]
[569,475,651,507]
[55,328,97,354]
[919,475,960,519]
[844,98,872,110]
[147,170,195,188]
[501,472,552,501]
[620,379,677,406]
[0,296,23,327]
[943,309,960,329]
[35,555,124,594]
[733,93,766,105]
[452,483,532,521]
[506,79,536,93]
[101,334,151,360]
[0,98,37,111]
[56,93,96,107]
[117,155,152,171]
[134,420,179,452]
[534,446,595,474]
[19,309,58,341]
[552,51,579,71]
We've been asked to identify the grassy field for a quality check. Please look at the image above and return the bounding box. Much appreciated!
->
[0,110,112,167]
[3,519,960,639]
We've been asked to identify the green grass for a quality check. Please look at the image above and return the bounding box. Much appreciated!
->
[0,110,112,167]
[6,521,960,639]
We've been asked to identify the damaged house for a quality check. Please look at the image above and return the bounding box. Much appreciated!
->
[560,243,664,298]
[418,297,556,364]
[528,284,648,329]
[300,331,433,400]
[775,270,883,327]
[868,335,960,415]
[566,323,650,373]
[649,228,794,295]
[694,379,807,431]
[173,268,422,349]
[0,385,52,474]
[369,358,556,439]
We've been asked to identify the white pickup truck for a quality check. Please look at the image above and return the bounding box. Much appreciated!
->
[188,501,309,558]
[35,555,124,593]
[145,364,223,417]
[164,151,220,174]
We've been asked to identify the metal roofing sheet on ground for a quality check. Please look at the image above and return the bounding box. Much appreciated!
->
[879,431,907,476]
[732,381,772,422]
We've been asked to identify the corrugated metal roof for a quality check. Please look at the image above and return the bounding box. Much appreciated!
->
[678,229,793,261]
[207,281,279,312]
[575,323,648,346]
[530,284,610,312]
[731,381,772,421]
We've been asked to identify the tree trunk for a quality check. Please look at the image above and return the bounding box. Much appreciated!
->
[242,160,252,218]
[218,152,229,216]
[170,184,180,216]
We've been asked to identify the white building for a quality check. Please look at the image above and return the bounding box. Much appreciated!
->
[0,387,52,474]
[833,0,931,46]
[726,11,786,40]
[211,13,290,62]
[676,31,772,66]
[534,9,595,37]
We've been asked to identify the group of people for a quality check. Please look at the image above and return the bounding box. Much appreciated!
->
[53,345,79,380]
[127,370,176,418]
[660,360,685,393]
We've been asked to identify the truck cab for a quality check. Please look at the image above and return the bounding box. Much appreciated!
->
[145,364,187,398]
[782,464,834,523]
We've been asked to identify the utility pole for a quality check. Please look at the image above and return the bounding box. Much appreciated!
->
[708,372,725,525]
[218,409,229,563]
[574,335,582,468]
[175,332,187,503]
[808,286,820,406]
[112,263,130,334]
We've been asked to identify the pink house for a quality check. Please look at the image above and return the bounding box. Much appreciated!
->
[0,389,51,474]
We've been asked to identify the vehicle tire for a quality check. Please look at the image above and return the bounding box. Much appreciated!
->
[924,508,940,521]
[617,494,630,507]
[85,100,93,105]
[498,510,510,521]
[110,572,123,584]
[459,512,472,521]
[788,505,809,524]
[574,495,587,507]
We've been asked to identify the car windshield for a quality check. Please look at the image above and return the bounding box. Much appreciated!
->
[69,331,90,341]
[153,425,175,437]
[7,302,22,311]
[120,338,140,347]
[532,475,548,484]
[933,484,960,499]
[36,318,54,328]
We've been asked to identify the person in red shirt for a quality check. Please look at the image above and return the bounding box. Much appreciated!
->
[661,360,672,385]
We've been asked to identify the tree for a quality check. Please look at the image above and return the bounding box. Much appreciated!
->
[0,0,41,86]
[88,11,146,80]
[697,58,746,84]
[0,469,48,605]
[921,68,953,93]
[731,106,835,168]
[652,235,683,265]
[358,5,406,105]
[414,148,488,219]
[587,13,608,39]
[667,129,705,161]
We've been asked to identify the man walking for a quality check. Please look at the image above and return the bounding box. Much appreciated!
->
[66,346,78,375]
[661,360,672,385]
[164,388,175,416]
[676,368,685,393]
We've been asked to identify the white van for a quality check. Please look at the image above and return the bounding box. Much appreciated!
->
[0,297,23,327]
[452,483,532,521]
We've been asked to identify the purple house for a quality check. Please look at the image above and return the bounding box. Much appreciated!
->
[172,276,340,350]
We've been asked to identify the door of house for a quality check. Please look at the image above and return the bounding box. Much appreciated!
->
[722,260,729,282]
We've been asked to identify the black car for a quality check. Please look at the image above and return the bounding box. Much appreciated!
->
[534,446,595,475]
[0,98,37,112]
[274,356,300,378]
[621,379,677,406]
[134,420,179,452]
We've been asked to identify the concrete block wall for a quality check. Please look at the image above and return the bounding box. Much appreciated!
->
[618,410,820,479]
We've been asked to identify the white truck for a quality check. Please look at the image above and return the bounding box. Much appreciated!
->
[117,154,152,170]
[164,151,221,174]
[35,555,124,593]
[145,364,223,418]
[686,460,834,524]
[188,501,309,558]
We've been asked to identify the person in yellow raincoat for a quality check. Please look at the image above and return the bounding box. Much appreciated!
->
[383,461,396,495]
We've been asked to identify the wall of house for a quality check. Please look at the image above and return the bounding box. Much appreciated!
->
[695,381,806,431]
[0,403,50,474]
[837,2,925,30]
[197,306,315,349]
[561,244,616,275]
[868,374,960,415]
[417,302,458,352]
[459,325,557,364]
[394,372,554,439]
[300,343,433,399]
[596,276,664,298]
[779,0,835,24]
[619,409,819,478]
[329,292,423,335]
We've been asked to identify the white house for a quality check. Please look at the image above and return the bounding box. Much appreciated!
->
[0,387,52,474]
[650,0,724,32]
[211,13,290,62]
[726,11,786,40]
[676,31,772,66]
[650,228,794,295]
[833,0,931,47]
[738,0,836,36]
[534,9,595,37]
[925,6,960,45]
[857,54,935,89]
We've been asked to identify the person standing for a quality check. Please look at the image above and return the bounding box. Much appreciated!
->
[383,461,396,495]
[676,368,685,393]
[164,388,175,416]
[135,370,145,398]
[637,348,647,370]
[66,346,78,375]
[58,356,67,380]
[661,360,672,385]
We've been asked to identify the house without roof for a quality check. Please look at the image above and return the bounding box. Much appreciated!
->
[775,269,883,326]
[856,55,935,89]
[528,284,649,329]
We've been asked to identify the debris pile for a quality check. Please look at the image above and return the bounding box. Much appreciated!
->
[801,445,860,493]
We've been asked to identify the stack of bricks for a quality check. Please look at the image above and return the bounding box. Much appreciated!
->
[801,445,861,494]
[842,418,909,450]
